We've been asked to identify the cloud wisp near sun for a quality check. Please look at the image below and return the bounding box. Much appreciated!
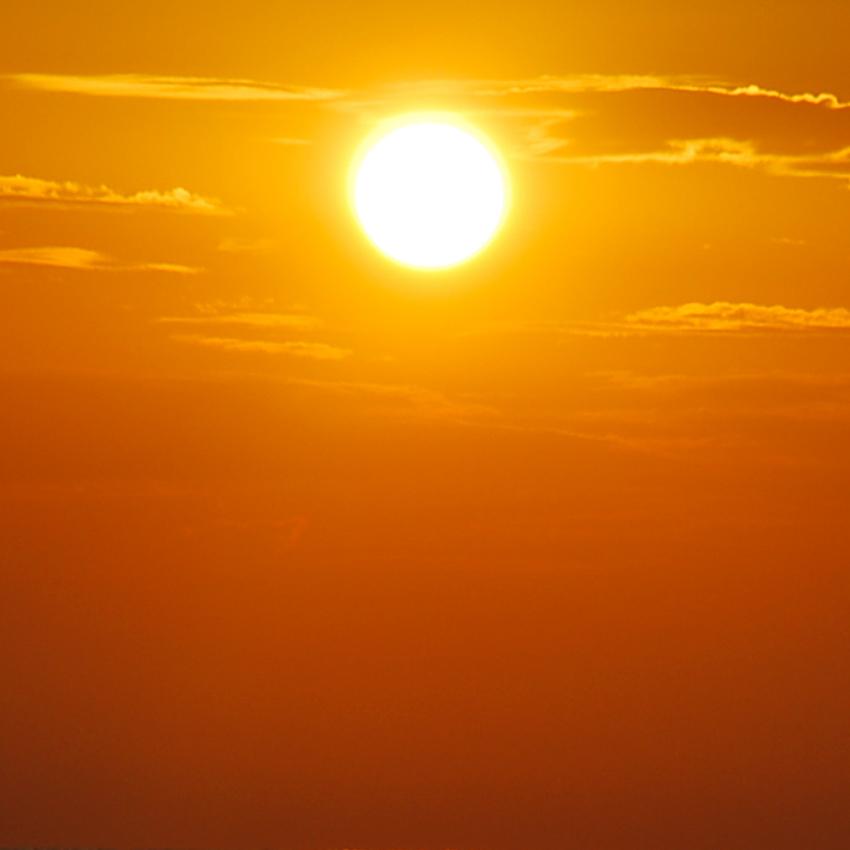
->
[0,246,200,274]
[0,173,231,213]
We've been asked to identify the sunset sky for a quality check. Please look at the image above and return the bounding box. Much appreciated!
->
[2,2,850,849]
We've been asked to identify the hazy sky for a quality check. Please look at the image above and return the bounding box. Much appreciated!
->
[2,3,849,849]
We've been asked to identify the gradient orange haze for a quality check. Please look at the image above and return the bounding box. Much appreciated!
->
[2,1,850,849]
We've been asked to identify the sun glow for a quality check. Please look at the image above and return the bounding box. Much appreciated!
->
[353,119,508,269]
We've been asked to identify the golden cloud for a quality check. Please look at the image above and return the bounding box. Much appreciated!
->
[406,74,850,110]
[335,76,850,185]
[476,303,850,339]
[159,312,320,329]
[536,138,850,184]
[11,72,848,191]
[0,174,230,214]
[173,335,351,360]
[0,246,200,274]
[618,302,850,333]
[546,303,850,337]
[10,73,345,102]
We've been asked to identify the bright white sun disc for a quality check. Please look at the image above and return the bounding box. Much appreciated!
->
[353,121,507,269]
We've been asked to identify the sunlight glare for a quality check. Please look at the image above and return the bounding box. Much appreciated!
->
[353,120,507,269]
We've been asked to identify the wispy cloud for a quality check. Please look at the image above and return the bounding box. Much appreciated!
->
[336,75,850,183]
[174,334,350,360]
[160,312,319,329]
[9,73,345,102]
[12,70,846,112]
[0,174,230,214]
[471,302,850,339]
[539,137,850,184]
[405,74,850,110]
[616,302,850,334]
[509,302,850,338]
[0,246,200,274]
[12,71,849,189]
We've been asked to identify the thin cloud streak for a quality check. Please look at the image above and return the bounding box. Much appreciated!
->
[0,246,200,274]
[9,72,848,203]
[345,76,850,181]
[12,70,845,111]
[408,74,850,110]
[471,303,850,339]
[513,302,850,337]
[160,312,320,329]
[10,73,345,102]
[539,137,850,185]
[174,335,350,360]
[0,174,231,214]
[618,302,850,334]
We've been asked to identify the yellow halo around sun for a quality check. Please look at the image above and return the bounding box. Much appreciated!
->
[352,117,508,270]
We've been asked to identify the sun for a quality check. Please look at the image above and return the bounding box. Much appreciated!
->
[352,117,508,269]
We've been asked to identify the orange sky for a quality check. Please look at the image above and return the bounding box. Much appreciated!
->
[2,3,850,849]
